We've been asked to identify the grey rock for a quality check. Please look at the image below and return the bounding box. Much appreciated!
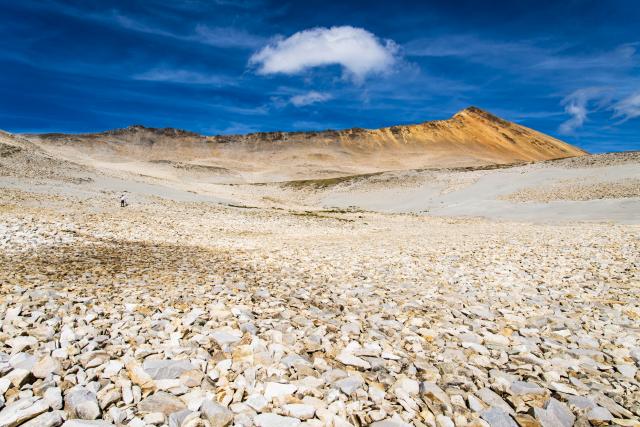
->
[334,375,364,395]
[481,407,518,427]
[138,391,186,416]
[65,386,101,420]
[143,359,196,380]
[534,398,575,427]
[476,388,514,415]
[168,409,197,427]
[44,387,64,410]
[201,399,233,427]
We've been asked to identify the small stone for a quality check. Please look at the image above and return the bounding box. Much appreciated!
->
[534,398,575,427]
[62,420,114,426]
[254,413,301,427]
[587,406,613,425]
[393,377,420,395]
[5,368,32,387]
[126,359,156,391]
[420,382,451,407]
[21,411,64,427]
[65,386,101,420]
[436,414,455,427]
[44,387,63,410]
[0,397,49,426]
[616,364,637,379]
[370,419,413,427]
[32,356,62,379]
[334,375,364,395]
[138,391,186,415]
[514,414,541,427]
[476,388,515,415]
[144,412,166,425]
[210,328,242,348]
[168,409,198,427]
[246,394,269,412]
[201,399,233,427]
[481,407,518,427]
[264,382,297,401]
[102,360,124,378]
[6,336,38,353]
[182,308,205,326]
[335,352,371,370]
[283,403,315,420]
[143,359,196,380]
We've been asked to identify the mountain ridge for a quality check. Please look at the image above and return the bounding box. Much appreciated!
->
[28,106,558,141]
[19,106,587,183]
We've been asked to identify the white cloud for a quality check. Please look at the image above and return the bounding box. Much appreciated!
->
[250,26,398,81]
[613,91,640,122]
[289,91,332,107]
[133,68,229,85]
[559,87,609,134]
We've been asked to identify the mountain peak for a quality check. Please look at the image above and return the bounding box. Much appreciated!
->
[453,106,508,125]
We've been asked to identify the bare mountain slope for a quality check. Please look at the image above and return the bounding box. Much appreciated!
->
[25,107,586,183]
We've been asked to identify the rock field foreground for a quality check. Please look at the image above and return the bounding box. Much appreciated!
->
[0,190,639,427]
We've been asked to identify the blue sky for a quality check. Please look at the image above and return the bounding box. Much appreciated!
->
[1,0,639,152]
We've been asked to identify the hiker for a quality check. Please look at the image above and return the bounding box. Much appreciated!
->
[120,193,128,207]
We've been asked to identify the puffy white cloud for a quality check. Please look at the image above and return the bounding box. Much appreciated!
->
[613,91,640,122]
[250,26,398,80]
[289,91,332,107]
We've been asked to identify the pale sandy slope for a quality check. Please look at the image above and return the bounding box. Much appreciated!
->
[312,153,640,223]
[1,128,637,223]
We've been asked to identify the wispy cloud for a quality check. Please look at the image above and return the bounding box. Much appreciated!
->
[113,13,265,49]
[405,35,638,73]
[613,91,640,123]
[133,68,232,85]
[250,26,398,81]
[404,34,550,61]
[193,25,265,48]
[289,91,332,107]
[559,87,610,134]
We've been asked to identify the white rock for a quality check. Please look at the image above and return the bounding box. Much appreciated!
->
[21,410,64,427]
[44,387,64,410]
[182,308,205,326]
[616,364,637,379]
[264,382,297,401]
[246,394,269,412]
[62,421,114,427]
[64,386,101,420]
[254,413,301,427]
[0,397,49,426]
[32,356,62,379]
[283,403,315,420]
[6,336,38,353]
[335,351,370,369]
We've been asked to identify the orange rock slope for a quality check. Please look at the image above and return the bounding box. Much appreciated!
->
[26,107,587,182]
